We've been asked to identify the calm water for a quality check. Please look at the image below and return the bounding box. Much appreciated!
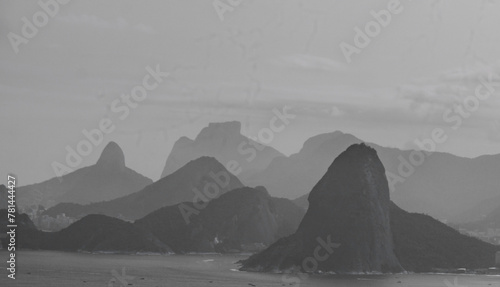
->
[0,250,499,287]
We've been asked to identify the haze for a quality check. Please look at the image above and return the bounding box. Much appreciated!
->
[2,0,500,185]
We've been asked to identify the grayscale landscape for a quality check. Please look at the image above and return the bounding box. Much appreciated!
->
[2,1,500,286]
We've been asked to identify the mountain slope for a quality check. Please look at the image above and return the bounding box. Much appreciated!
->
[390,202,497,272]
[43,157,244,221]
[17,142,152,208]
[161,121,285,181]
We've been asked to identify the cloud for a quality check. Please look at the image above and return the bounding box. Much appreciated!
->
[398,62,500,116]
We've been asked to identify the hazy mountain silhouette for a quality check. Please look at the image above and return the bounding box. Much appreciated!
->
[247,131,500,221]
[241,144,498,273]
[245,131,361,200]
[160,121,285,181]
[43,157,244,221]
[242,143,404,274]
[17,142,152,208]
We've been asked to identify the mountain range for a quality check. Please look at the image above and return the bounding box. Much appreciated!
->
[6,186,304,254]
[243,130,500,222]
[5,122,500,274]
[19,123,500,225]
[43,156,244,221]
[4,143,498,273]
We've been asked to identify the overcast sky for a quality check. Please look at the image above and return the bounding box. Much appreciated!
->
[2,0,500,185]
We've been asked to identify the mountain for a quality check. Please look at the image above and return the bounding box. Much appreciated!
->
[160,121,285,181]
[0,210,41,250]
[241,144,498,273]
[4,213,171,254]
[42,215,171,253]
[43,156,244,221]
[16,142,152,208]
[135,186,305,253]
[246,131,500,221]
[13,187,303,254]
[241,144,404,274]
[390,202,497,272]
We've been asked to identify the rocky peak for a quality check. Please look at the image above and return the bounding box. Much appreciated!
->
[308,143,387,202]
[96,141,126,171]
[241,143,403,274]
[195,121,242,140]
